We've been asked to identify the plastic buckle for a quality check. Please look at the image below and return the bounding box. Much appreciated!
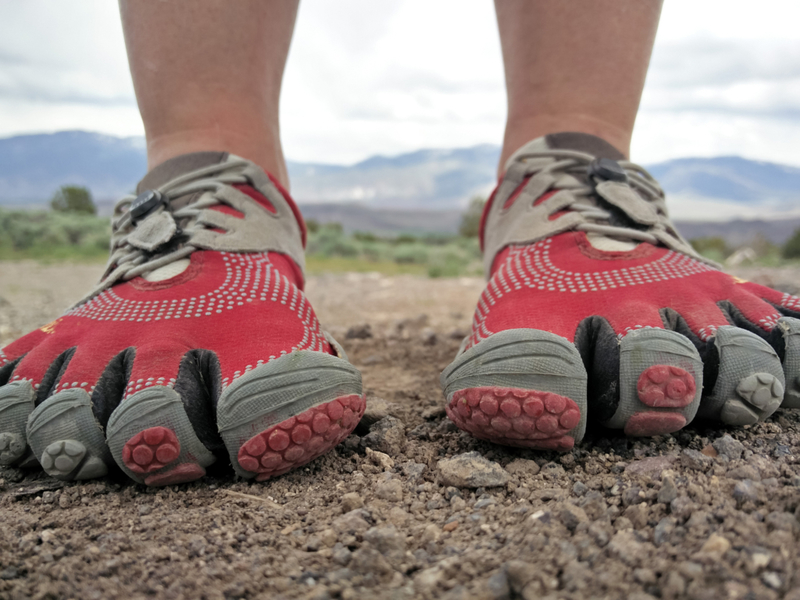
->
[129,190,167,223]
[587,157,628,184]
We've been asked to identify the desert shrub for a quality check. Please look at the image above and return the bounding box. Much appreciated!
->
[459,195,487,238]
[50,185,96,215]
[392,243,429,264]
[782,228,800,259]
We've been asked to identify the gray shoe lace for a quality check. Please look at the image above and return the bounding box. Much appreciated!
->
[72,158,251,309]
[510,148,681,246]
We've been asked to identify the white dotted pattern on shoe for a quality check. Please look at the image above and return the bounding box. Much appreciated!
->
[6,253,326,395]
[780,293,800,312]
[0,348,8,368]
[467,239,721,349]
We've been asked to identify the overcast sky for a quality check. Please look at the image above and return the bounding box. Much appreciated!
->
[0,0,799,166]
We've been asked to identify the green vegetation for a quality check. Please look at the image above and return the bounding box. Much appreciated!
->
[782,227,800,259]
[458,195,486,238]
[50,185,97,216]
[0,208,110,262]
[689,237,730,263]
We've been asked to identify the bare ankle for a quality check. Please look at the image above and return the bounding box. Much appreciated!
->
[146,126,289,188]
[499,114,632,176]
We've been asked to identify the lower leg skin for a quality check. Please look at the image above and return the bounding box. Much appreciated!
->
[118,0,299,187]
[494,0,663,172]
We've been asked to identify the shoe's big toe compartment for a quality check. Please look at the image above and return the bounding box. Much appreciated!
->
[217,349,364,481]
[440,329,588,450]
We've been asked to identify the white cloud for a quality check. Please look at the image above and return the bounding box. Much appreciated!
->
[1,0,800,167]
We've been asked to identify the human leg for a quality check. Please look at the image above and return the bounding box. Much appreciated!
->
[119,0,298,186]
[442,0,798,449]
[0,1,365,485]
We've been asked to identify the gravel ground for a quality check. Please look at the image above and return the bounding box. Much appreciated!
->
[0,262,799,600]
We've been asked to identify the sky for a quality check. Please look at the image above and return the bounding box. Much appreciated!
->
[0,1,799,166]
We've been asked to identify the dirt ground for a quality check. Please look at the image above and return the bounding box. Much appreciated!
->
[0,261,799,600]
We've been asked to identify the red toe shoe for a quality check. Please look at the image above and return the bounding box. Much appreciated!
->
[0,152,364,485]
[442,132,799,449]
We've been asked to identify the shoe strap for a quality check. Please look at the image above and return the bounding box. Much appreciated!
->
[482,139,714,277]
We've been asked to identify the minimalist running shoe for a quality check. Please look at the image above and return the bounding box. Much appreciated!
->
[0,152,364,485]
[441,132,800,450]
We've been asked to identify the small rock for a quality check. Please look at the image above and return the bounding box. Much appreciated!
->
[505,459,540,477]
[421,406,446,420]
[443,521,459,533]
[487,571,511,600]
[341,492,364,513]
[654,518,675,546]
[400,461,426,482]
[363,416,406,455]
[332,509,370,534]
[633,568,657,585]
[41,491,55,504]
[376,479,403,502]
[321,529,337,548]
[670,496,695,521]
[680,449,713,471]
[658,476,678,504]
[503,561,537,594]
[366,447,395,470]
[58,494,71,509]
[332,544,352,566]
[773,444,791,458]
[559,503,589,531]
[421,524,441,543]
[437,452,510,488]
[345,323,373,340]
[349,547,393,579]
[358,397,391,430]
[572,481,588,496]
[765,511,800,533]
[138,505,152,516]
[698,534,731,556]
[733,479,761,505]
[700,444,718,457]
[726,465,760,481]
[713,434,744,460]
[624,455,676,479]
[0,567,18,580]
[624,504,648,530]
[364,525,406,567]
[762,572,782,590]
[421,328,437,345]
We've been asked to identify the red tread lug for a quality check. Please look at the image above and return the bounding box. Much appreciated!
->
[624,412,687,437]
[446,387,579,451]
[122,426,181,474]
[637,365,696,408]
[236,394,366,481]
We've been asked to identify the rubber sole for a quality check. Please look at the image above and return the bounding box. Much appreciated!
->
[441,329,588,449]
[604,329,703,436]
[776,317,800,408]
[217,349,363,479]
[698,326,784,426]
[1,338,362,486]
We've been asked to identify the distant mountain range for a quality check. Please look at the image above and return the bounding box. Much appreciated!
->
[1,130,799,227]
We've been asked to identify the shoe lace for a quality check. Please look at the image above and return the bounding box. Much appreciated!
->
[72,158,251,309]
[510,148,684,247]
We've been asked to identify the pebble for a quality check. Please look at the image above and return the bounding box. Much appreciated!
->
[376,479,403,502]
[332,544,352,566]
[762,572,782,590]
[364,526,406,567]
[559,503,589,531]
[359,397,391,429]
[572,481,588,496]
[624,455,676,479]
[349,547,393,579]
[442,521,459,533]
[733,479,761,505]
[0,567,18,580]
[698,534,731,556]
[487,571,511,600]
[340,492,364,513]
[658,476,678,504]
[365,448,395,470]
[712,434,744,460]
[437,452,510,488]
[421,524,441,543]
[421,328,437,345]
[345,323,373,339]
[726,465,760,481]
[363,416,406,456]
[400,461,426,482]
[504,458,540,477]
[670,496,695,521]
[680,449,713,471]
[332,510,371,534]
